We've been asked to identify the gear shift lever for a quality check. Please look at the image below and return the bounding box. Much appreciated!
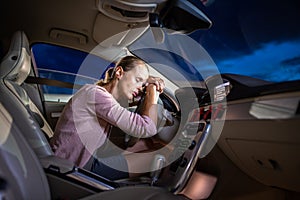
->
[150,154,165,186]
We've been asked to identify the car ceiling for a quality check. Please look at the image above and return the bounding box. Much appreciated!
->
[2,0,107,53]
[1,0,211,61]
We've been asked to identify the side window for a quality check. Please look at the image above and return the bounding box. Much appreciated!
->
[31,43,112,102]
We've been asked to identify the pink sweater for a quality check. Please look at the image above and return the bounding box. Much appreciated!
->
[50,84,157,167]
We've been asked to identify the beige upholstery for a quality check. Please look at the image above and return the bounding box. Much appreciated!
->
[0,30,186,200]
[0,31,54,140]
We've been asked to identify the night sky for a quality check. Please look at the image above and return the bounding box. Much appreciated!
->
[189,0,300,82]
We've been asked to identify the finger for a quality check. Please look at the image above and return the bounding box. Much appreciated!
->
[158,79,165,92]
[147,77,164,92]
[155,80,162,92]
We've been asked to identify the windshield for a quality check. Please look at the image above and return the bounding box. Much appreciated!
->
[130,0,300,86]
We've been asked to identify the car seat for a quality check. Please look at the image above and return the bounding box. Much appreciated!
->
[0,30,185,200]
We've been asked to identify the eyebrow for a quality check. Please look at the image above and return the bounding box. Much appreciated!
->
[136,77,146,83]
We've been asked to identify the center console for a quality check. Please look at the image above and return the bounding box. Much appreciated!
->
[156,111,211,193]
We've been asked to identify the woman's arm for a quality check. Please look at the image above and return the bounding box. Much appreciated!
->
[91,86,157,138]
[139,84,160,126]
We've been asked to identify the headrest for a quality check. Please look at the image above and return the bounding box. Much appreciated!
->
[0,31,31,85]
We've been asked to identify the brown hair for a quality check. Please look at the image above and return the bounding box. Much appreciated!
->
[96,56,148,86]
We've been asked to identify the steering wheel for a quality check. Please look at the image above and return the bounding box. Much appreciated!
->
[108,90,179,150]
[125,89,177,148]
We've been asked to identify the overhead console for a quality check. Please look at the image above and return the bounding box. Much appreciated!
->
[93,0,212,60]
[94,0,168,59]
[97,0,164,23]
[96,0,211,30]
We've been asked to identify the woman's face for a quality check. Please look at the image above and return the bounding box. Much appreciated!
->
[117,62,149,101]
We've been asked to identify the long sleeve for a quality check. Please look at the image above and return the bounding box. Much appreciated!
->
[88,85,157,138]
[51,84,158,167]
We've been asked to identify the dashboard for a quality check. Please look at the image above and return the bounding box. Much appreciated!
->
[155,77,229,193]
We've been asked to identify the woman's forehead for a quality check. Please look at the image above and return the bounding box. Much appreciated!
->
[131,63,149,79]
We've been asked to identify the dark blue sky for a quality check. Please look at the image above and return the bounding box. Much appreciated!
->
[188,0,300,82]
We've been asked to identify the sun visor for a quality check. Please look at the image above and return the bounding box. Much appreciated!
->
[93,13,149,48]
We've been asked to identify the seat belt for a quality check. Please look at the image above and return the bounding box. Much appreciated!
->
[25,76,83,89]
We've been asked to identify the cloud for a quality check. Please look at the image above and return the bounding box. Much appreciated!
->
[215,40,300,82]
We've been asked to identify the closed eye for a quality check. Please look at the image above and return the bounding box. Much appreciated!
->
[136,77,143,83]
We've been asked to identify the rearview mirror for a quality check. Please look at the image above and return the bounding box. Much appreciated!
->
[150,0,212,34]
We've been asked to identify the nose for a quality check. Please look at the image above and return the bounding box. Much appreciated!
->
[138,81,144,88]
[137,83,145,92]
[137,86,143,93]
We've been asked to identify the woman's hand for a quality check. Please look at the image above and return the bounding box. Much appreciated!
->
[145,84,160,103]
[146,76,165,93]
[137,76,164,126]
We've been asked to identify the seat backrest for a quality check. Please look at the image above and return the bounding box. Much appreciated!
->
[0,99,51,199]
[0,31,53,157]
[0,31,188,200]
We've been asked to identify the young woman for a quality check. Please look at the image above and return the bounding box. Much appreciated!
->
[50,56,165,179]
